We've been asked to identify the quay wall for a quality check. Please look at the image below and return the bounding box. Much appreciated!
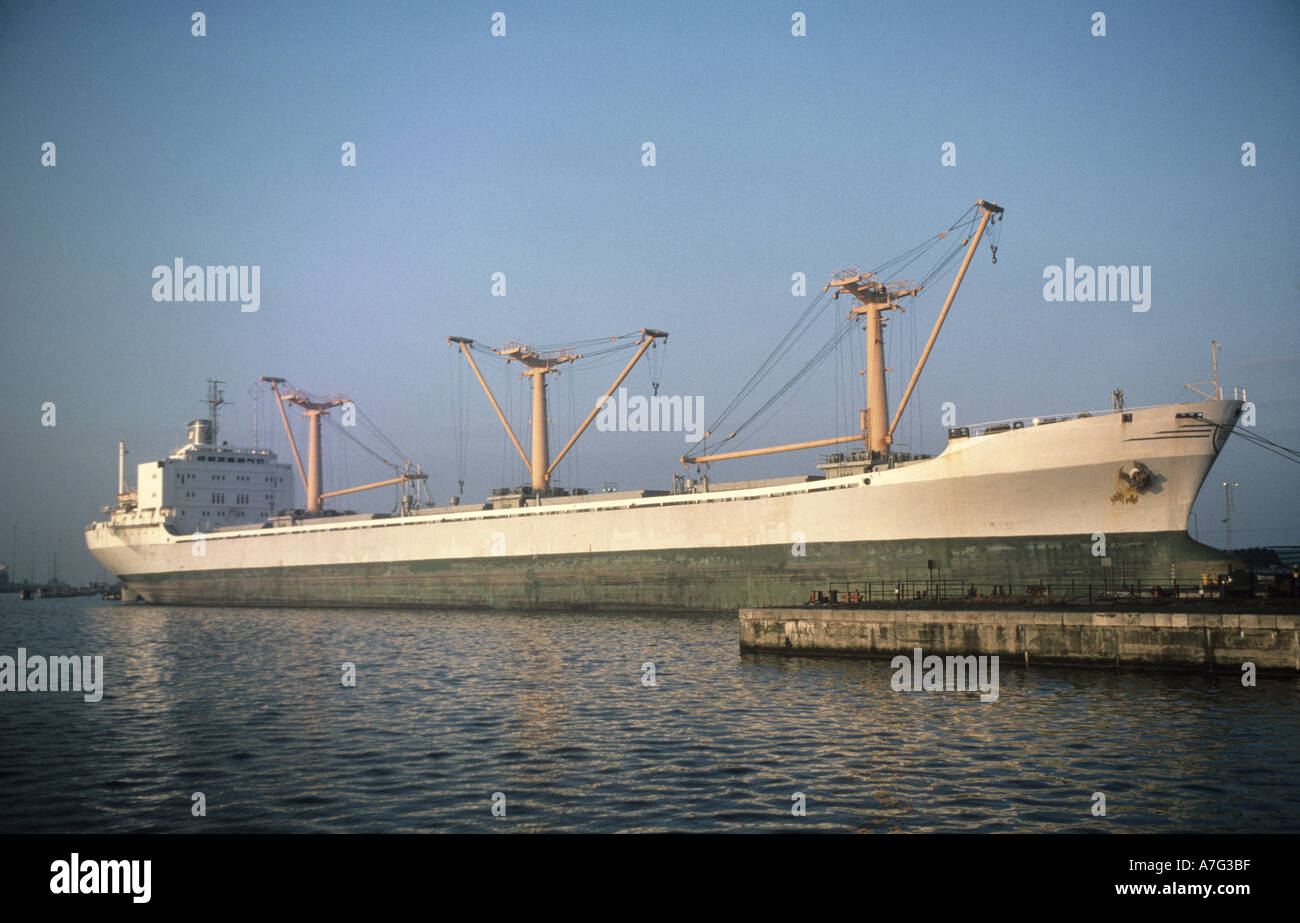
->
[738,607,1300,674]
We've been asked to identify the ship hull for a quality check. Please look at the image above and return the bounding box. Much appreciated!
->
[112,530,1231,611]
[86,399,1243,611]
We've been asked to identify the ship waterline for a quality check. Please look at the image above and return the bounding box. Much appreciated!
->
[107,531,1228,611]
[87,398,1242,610]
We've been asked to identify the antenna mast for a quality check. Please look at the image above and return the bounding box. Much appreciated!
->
[205,379,226,442]
[249,381,260,448]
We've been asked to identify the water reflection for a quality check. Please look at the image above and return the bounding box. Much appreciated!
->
[0,597,1296,833]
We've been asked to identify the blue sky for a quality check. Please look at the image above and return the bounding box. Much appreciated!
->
[1,0,1297,582]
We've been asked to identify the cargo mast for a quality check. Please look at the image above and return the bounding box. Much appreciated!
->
[501,342,580,491]
[825,271,920,455]
[449,329,668,492]
[260,377,427,514]
[684,198,1003,466]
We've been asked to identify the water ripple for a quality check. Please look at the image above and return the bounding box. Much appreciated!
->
[0,597,1296,832]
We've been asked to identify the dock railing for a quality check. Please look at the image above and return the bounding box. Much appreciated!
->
[804,576,1246,608]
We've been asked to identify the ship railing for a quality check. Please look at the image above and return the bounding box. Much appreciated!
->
[959,392,1248,440]
[1186,385,1249,401]
[955,402,1169,439]
[816,447,929,466]
[959,407,1116,436]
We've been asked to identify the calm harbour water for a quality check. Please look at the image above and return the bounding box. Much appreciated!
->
[1,595,1296,833]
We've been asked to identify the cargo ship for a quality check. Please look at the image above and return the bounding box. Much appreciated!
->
[85,200,1244,609]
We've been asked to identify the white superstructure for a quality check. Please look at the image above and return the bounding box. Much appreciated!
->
[105,416,295,534]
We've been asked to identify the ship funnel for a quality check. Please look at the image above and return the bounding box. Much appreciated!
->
[187,419,215,446]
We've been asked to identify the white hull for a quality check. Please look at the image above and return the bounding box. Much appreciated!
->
[86,399,1242,609]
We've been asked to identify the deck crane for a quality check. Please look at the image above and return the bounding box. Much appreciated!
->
[683,198,1003,466]
[449,329,668,492]
[260,376,428,514]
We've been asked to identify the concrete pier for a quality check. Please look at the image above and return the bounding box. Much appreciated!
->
[739,607,1300,674]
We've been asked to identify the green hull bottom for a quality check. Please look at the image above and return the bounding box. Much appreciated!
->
[123,531,1238,612]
